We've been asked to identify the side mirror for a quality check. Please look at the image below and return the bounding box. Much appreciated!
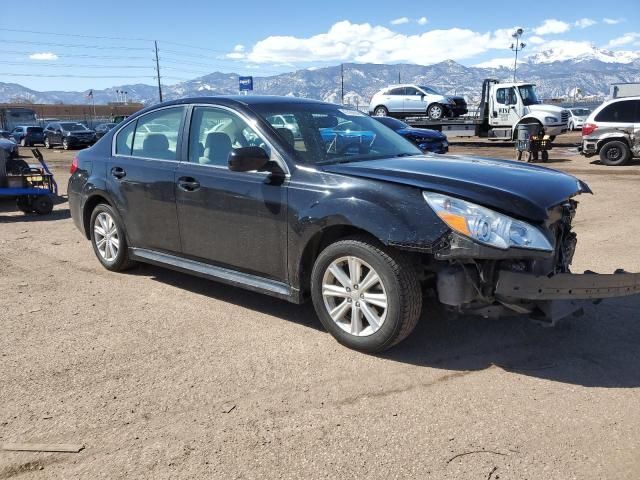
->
[228,146,270,172]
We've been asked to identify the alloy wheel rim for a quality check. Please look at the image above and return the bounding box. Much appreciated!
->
[374,108,387,116]
[94,212,119,262]
[431,106,442,118]
[321,256,388,337]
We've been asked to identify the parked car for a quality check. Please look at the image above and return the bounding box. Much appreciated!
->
[266,114,301,138]
[369,84,468,120]
[580,96,639,166]
[9,125,45,146]
[44,122,96,150]
[0,136,19,159]
[69,96,640,353]
[373,116,448,153]
[567,108,591,131]
[94,123,117,139]
[319,120,376,155]
[0,130,12,140]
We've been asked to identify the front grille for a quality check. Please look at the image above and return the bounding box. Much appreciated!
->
[561,110,569,123]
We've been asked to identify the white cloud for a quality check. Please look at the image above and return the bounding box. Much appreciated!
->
[528,35,546,45]
[606,32,640,48]
[417,17,428,26]
[534,19,571,35]
[575,18,596,28]
[390,17,409,25]
[603,18,624,25]
[227,21,500,65]
[233,44,245,52]
[29,52,58,61]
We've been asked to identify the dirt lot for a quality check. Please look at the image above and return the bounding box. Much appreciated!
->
[2,131,640,479]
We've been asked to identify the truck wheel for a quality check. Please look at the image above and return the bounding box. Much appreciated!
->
[33,195,53,215]
[600,140,631,166]
[373,106,388,117]
[44,137,52,149]
[427,104,444,120]
[311,236,422,353]
[90,204,136,271]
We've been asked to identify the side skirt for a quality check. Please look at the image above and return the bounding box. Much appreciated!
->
[129,248,303,304]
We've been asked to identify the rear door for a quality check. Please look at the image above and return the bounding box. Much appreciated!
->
[174,105,288,281]
[106,106,186,253]
[385,87,406,113]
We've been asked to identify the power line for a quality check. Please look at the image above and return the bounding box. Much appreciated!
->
[2,73,155,79]
[0,49,151,60]
[0,60,151,69]
[0,38,151,51]
[0,27,150,43]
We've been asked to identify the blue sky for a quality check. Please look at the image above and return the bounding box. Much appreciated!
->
[1,0,638,91]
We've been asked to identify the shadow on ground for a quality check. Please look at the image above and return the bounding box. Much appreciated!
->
[136,263,640,389]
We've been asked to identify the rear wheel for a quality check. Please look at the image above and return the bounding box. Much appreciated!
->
[33,195,53,215]
[16,197,32,213]
[373,106,388,117]
[600,140,631,166]
[311,236,422,353]
[427,104,445,120]
[44,137,52,149]
[20,138,28,147]
[90,204,135,271]
[62,138,70,150]
[541,150,549,162]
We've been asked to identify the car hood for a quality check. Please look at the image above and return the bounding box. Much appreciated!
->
[397,127,446,140]
[320,155,590,222]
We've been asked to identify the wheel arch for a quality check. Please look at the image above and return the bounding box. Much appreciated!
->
[82,192,115,239]
[596,135,631,154]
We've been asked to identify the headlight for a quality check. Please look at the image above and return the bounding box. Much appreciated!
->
[544,116,558,123]
[423,192,553,251]
[65,131,72,136]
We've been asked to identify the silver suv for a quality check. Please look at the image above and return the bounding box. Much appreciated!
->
[581,97,640,166]
[368,84,467,120]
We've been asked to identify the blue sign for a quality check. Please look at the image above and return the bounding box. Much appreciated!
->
[239,76,253,91]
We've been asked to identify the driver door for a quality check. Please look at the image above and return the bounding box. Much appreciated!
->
[175,106,288,281]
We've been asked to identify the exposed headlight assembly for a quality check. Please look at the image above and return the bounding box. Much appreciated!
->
[423,192,553,251]
[544,116,558,123]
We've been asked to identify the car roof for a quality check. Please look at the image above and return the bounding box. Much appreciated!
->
[158,95,328,108]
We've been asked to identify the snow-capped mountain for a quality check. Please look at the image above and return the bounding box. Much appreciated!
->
[1,52,639,107]
[527,45,640,64]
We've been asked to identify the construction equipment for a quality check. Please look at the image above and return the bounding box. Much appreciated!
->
[0,148,57,214]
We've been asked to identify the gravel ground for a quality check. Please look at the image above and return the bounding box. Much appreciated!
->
[1,132,639,479]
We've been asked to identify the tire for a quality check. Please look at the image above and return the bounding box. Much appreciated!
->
[89,203,136,272]
[599,140,631,166]
[44,137,52,149]
[427,104,445,120]
[515,150,523,161]
[373,106,388,117]
[16,197,32,213]
[32,195,53,215]
[541,150,549,162]
[310,235,422,353]
[62,138,69,150]
[568,121,574,131]
[523,151,533,162]
[20,138,27,147]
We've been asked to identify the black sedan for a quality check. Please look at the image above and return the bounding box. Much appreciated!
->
[94,123,117,139]
[373,116,448,154]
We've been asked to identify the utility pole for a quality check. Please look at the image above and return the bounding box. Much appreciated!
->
[510,28,526,82]
[340,63,344,105]
[154,41,163,103]
[398,70,401,84]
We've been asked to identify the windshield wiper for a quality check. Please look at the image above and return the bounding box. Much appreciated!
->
[395,152,420,157]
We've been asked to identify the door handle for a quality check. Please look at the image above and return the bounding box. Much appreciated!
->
[111,166,126,179]
[178,176,200,192]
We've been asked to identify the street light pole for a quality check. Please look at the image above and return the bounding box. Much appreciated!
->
[510,28,526,82]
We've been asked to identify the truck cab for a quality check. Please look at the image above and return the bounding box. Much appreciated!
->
[484,80,569,138]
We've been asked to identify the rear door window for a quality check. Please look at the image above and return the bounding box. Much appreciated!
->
[388,87,405,95]
[595,100,637,123]
[130,107,185,160]
[115,121,136,156]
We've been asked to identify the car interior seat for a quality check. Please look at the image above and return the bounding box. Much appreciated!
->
[142,134,172,160]
[201,132,233,166]
[276,128,294,147]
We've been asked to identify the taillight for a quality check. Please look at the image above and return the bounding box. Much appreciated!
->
[70,156,78,174]
[582,123,597,136]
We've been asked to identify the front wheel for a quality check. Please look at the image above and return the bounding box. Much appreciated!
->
[600,140,631,166]
[427,104,445,120]
[44,137,52,149]
[311,236,422,353]
[90,204,136,271]
[62,138,70,150]
[20,138,28,147]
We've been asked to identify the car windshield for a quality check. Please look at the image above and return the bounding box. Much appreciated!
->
[253,103,422,165]
[518,85,540,106]
[26,127,43,133]
[374,117,409,131]
[61,122,88,131]
[418,85,441,95]
[571,108,591,116]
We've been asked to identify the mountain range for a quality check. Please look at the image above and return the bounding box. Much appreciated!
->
[1,46,639,107]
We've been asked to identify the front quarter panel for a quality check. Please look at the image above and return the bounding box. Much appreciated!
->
[287,168,449,288]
